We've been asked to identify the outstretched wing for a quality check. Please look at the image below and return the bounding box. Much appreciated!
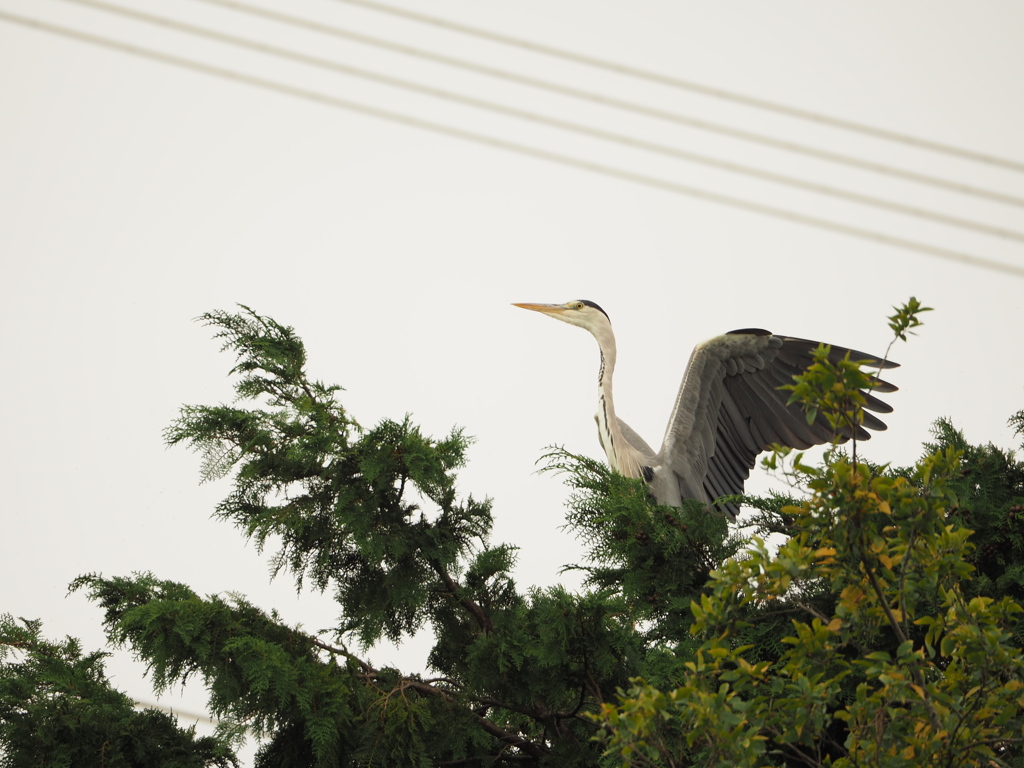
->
[655,329,898,519]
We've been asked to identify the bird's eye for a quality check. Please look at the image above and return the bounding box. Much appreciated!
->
[575,302,584,310]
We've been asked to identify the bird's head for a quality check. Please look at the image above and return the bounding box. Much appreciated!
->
[512,300,612,336]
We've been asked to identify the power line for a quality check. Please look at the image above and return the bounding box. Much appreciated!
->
[188,0,1024,210]
[133,700,219,727]
[2,10,1022,279]
[335,0,1024,175]
[55,0,1024,243]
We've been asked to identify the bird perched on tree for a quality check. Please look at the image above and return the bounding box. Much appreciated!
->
[514,300,898,519]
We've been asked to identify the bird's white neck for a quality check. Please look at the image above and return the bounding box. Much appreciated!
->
[592,327,644,479]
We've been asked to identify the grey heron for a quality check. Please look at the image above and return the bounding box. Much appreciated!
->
[514,300,898,519]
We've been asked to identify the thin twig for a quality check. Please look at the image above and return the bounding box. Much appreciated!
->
[309,635,375,673]
[864,565,943,734]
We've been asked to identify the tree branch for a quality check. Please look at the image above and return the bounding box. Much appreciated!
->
[863,564,943,734]
[309,635,375,674]
[435,567,494,635]
[402,681,548,760]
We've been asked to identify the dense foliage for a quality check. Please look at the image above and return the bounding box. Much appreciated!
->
[3,300,1024,766]
[0,615,235,767]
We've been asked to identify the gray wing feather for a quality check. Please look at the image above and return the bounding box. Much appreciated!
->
[656,330,898,518]
[617,418,656,459]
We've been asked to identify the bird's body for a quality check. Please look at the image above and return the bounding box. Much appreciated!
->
[514,300,898,519]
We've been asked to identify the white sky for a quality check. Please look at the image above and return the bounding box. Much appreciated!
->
[2,0,1023,757]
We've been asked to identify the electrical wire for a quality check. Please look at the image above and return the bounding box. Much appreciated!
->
[187,0,1024,210]
[2,10,1022,279]
[334,0,1024,175]
[53,0,1024,243]
[133,700,219,726]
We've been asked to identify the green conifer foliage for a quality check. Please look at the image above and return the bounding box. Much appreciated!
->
[929,414,1024,609]
[0,615,236,767]
[69,306,667,765]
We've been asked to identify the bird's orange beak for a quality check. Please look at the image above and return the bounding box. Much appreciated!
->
[512,302,569,315]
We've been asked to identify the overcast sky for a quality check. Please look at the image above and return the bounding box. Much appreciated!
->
[2,0,1023,757]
